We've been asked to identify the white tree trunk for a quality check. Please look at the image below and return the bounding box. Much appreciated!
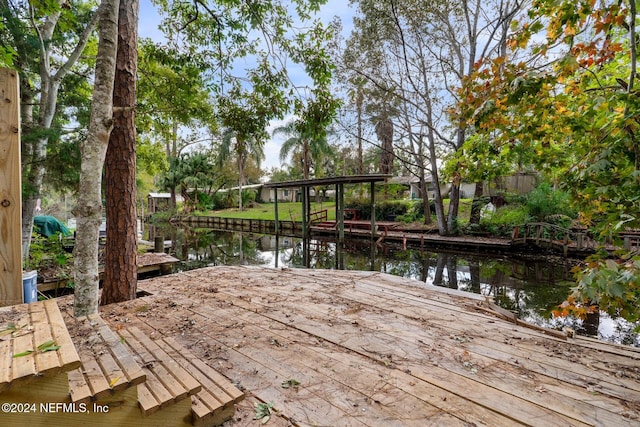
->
[21,7,100,261]
[73,0,120,317]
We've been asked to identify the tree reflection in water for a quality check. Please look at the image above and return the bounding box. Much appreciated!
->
[145,225,639,347]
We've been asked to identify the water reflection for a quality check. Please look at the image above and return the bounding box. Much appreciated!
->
[147,224,639,347]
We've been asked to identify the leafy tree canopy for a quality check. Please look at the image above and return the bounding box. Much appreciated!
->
[454,0,640,325]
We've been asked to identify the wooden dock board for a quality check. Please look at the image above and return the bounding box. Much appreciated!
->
[118,326,201,415]
[66,313,146,404]
[0,299,81,392]
[91,266,640,426]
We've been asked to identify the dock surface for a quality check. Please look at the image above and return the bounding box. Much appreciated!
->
[75,266,640,426]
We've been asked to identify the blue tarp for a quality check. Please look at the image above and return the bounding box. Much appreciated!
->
[33,216,72,238]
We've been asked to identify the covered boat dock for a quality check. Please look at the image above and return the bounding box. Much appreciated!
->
[262,174,392,242]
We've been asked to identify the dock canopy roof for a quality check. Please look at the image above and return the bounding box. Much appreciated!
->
[263,174,392,189]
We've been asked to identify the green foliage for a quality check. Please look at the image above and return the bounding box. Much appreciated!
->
[480,205,531,238]
[25,233,72,277]
[281,379,300,389]
[396,200,424,223]
[569,256,640,329]
[345,199,410,221]
[526,183,576,222]
[159,152,219,212]
[378,183,406,200]
[454,0,640,321]
[242,189,257,207]
[253,401,274,424]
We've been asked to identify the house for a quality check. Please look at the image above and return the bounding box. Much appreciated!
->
[388,172,538,200]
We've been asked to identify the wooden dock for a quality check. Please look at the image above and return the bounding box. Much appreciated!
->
[38,252,178,293]
[81,266,640,426]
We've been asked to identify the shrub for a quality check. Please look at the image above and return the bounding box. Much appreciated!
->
[526,183,576,221]
[345,200,410,221]
[480,205,531,237]
[396,200,425,223]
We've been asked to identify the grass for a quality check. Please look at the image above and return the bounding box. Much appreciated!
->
[200,198,472,224]
[205,202,337,221]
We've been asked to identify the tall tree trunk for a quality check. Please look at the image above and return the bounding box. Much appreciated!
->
[302,138,310,180]
[238,154,245,210]
[20,7,99,261]
[446,128,465,234]
[102,0,138,305]
[73,0,120,317]
[418,170,432,225]
[469,181,484,225]
[376,112,394,175]
[356,87,363,174]
[427,132,447,235]
[169,120,178,209]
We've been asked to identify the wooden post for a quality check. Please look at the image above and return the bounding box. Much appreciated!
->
[301,186,307,239]
[274,190,279,236]
[370,181,376,238]
[0,68,23,306]
[154,236,164,253]
[337,183,345,243]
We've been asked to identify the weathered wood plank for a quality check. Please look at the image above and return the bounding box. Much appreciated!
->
[30,301,61,376]
[118,326,200,415]
[244,273,640,410]
[125,326,201,398]
[209,276,628,422]
[10,322,37,382]
[162,336,244,403]
[217,287,594,427]
[94,266,640,426]
[66,313,144,404]
[46,300,81,371]
[0,338,11,392]
[184,303,523,426]
[162,336,243,426]
[79,356,112,400]
[0,68,22,306]
[67,367,93,404]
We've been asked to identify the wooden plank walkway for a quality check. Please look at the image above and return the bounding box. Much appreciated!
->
[91,266,640,426]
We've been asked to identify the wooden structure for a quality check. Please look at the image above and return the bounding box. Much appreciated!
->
[179,215,302,237]
[147,192,183,214]
[94,266,640,426]
[0,299,80,390]
[0,68,22,306]
[263,174,392,243]
[622,230,640,252]
[511,222,597,257]
[0,298,244,426]
[37,252,179,293]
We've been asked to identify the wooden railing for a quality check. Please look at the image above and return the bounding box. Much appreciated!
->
[177,216,302,236]
[511,222,596,256]
[621,231,640,252]
[309,209,328,224]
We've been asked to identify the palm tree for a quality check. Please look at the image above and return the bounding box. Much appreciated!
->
[219,128,265,210]
[273,119,332,180]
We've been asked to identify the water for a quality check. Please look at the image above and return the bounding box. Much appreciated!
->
[148,224,639,347]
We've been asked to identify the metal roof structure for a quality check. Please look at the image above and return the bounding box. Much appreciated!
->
[262,174,393,189]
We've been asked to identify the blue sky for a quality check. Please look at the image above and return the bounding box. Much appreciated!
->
[138,0,355,170]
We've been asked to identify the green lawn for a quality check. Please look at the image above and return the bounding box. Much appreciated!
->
[201,198,472,223]
[206,202,337,221]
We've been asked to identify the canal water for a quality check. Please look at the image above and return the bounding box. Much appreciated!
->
[148,224,639,347]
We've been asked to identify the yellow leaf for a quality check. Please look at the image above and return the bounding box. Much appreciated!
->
[109,377,121,388]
